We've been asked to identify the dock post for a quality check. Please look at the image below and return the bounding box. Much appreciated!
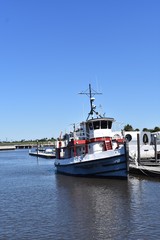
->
[154,135,157,163]
[37,140,38,155]
[137,133,140,165]
[124,141,129,173]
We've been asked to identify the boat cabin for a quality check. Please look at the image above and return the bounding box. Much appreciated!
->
[86,117,115,139]
[56,117,119,159]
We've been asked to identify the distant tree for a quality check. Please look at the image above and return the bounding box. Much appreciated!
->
[142,127,160,132]
[135,128,140,131]
[123,124,134,131]
[39,138,48,142]
[50,137,56,141]
[143,128,149,132]
[153,126,160,132]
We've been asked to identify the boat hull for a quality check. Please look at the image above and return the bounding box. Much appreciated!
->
[55,154,128,179]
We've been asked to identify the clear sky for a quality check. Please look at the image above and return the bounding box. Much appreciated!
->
[0,0,160,141]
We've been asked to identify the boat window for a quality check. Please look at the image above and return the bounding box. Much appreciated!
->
[89,122,93,130]
[93,121,100,129]
[108,121,112,129]
[101,120,107,129]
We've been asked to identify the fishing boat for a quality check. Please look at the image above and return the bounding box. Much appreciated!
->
[54,84,129,179]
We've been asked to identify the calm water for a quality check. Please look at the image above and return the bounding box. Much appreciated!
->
[0,150,160,240]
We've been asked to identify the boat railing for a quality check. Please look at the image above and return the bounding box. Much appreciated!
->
[73,130,90,140]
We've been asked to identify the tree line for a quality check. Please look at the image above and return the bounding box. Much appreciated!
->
[124,124,160,132]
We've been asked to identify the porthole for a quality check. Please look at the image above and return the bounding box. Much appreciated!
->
[125,134,132,142]
[143,133,149,144]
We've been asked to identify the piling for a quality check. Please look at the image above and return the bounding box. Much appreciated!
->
[154,135,157,163]
[137,133,140,165]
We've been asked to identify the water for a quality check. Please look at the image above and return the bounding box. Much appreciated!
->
[0,150,160,240]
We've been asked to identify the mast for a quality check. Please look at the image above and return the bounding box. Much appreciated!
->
[79,84,102,120]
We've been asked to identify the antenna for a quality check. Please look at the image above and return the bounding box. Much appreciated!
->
[79,84,103,120]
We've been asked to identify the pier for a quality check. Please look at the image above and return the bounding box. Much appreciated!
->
[129,163,160,178]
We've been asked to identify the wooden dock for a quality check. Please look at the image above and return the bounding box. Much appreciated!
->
[129,160,160,178]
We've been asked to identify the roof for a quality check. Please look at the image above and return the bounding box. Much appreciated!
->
[86,117,115,123]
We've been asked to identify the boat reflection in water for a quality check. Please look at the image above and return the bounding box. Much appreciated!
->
[54,174,131,239]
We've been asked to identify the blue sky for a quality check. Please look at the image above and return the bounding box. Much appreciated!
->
[0,0,160,141]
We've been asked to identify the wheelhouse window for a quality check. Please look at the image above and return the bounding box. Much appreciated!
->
[101,120,112,129]
[87,119,113,130]
[93,121,100,129]
[101,120,107,129]
[108,121,112,129]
